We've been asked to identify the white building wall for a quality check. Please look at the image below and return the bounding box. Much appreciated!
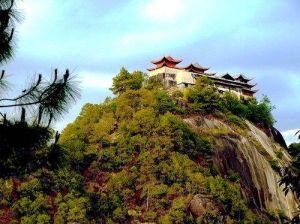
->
[148,66,250,98]
[149,66,196,86]
[176,70,195,85]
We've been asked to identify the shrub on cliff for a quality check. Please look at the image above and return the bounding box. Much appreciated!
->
[184,77,275,128]
[185,76,221,113]
[288,143,300,157]
[110,67,145,95]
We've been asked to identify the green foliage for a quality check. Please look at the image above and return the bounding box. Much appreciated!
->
[206,176,250,220]
[54,74,276,222]
[148,184,168,198]
[245,96,275,127]
[90,112,115,145]
[221,93,275,128]
[112,207,127,222]
[172,90,184,98]
[270,159,281,173]
[54,193,89,224]
[97,147,127,171]
[115,88,155,120]
[13,193,51,224]
[221,93,248,117]
[160,113,213,158]
[144,76,163,90]
[60,103,109,144]
[266,208,288,222]
[110,67,145,95]
[185,77,221,113]
[160,196,193,224]
[124,108,157,136]
[276,150,284,159]
[185,78,275,128]
[0,68,278,223]
[155,153,191,185]
[155,90,178,114]
[107,170,136,190]
[226,113,244,126]
[17,178,43,198]
[227,170,239,182]
[288,143,300,157]
[52,169,85,193]
[0,179,13,206]
[87,192,125,222]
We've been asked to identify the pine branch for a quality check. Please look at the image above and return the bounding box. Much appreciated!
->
[0,74,42,102]
[0,69,80,125]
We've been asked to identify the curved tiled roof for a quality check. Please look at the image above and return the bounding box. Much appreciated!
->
[211,75,257,88]
[151,56,182,64]
[204,72,216,76]
[221,73,235,80]
[182,63,209,72]
[235,74,252,82]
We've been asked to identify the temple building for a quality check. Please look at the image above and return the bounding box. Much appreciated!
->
[147,56,257,97]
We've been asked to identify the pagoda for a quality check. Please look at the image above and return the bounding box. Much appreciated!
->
[147,56,258,97]
[147,56,182,71]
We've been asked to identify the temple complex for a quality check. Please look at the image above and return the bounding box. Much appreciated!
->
[147,56,257,97]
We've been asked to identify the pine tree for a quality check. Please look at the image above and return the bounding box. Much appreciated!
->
[0,0,19,63]
[0,0,80,177]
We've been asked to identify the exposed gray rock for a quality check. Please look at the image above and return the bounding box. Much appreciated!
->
[184,116,299,219]
[189,194,223,218]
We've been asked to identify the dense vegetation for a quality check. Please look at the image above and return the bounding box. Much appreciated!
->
[0,67,279,223]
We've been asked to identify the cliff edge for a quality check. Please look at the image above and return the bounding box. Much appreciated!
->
[185,116,299,219]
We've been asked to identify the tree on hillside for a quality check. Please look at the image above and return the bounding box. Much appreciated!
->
[110,67,145,95]
[185,76,221,113]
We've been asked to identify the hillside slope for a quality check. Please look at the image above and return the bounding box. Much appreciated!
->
[184,116,298,219]
[56,78,299,223]
[2,73,298,223]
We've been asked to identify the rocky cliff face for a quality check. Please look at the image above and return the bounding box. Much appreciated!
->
[184,116,299,219]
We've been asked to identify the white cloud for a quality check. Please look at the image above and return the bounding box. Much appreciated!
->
[18,0,54,35]
[79,71,112,89]
[143,0,188,22]
[281,129,299,146]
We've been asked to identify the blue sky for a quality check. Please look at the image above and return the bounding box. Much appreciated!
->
[2,0,300,144]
